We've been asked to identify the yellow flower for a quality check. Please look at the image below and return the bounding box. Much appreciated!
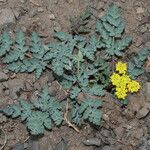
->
[127,80,140,93]
[120,75,131,86]
[116,61,127,74]
[110,73,121,86]
[110,61,141,100]
[115,87,127,99]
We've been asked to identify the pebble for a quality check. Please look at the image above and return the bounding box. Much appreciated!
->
[21,26,27,32]
[53,21,62,32]
[0,8,15,28]
[29,9,37,17]
[136,7,145,14]
[12,9,21,19]
[37,7,44,12]
[140,25,147,33]
[20,0,26,3]
[97,1,105,10]
[102,146,112,150]
[136,103,150,119]
[0,0,6,2]
[83,138,101,146]
[48,14,55,20]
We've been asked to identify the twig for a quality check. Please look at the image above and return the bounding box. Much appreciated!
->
[64,100,80,133]
[23,136,30,143]
[0,128,7,150]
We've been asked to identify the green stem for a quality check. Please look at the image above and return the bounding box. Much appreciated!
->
[77,60,80,75]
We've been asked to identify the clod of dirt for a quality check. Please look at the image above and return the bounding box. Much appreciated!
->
[0,113,7,123]
[34,71,54,90]
[0,69,9,82]
[49,81,68,101]
[143,82,150,102]
[83,138,101,146]
[3,79,24,99]
[0,8,15,28]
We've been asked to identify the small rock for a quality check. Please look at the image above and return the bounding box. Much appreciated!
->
[114,126,124,138]
[148,139,150,145]
[136,7,145,14]
[128,94,143,113]
[0,8,15,27]
[140,25,147,33]
[136,104,150,119]
[20,0,26,3]
[98,11,105,18]
[48,14,55,20]
[102,146,111,150]
[0,70,9,82]
[145,41,150,47]
[0,0,7,2]
[83,138,101,146]
[146,24,150,31]
[30,90,39,102]
[4,89,9,96]
[12,9,21,19]
[30,0,42,6]
[120,0,126,3]
[97,1,105,10]
[0,83,4,93]
[55,138,67,150]
[66,0,73,3]
[37,7,44,12]
[21,26,27,32]
[29,9,37,17]
[53,21,61,32]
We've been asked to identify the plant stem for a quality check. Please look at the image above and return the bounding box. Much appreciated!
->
[77,60,80,75]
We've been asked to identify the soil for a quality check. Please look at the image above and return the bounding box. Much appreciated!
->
[0,0,150,150]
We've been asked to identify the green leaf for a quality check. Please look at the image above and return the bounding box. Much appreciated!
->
[89,84,105,96]
[70,87,81,99]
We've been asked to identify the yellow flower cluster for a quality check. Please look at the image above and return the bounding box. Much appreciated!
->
[110,62,140,99]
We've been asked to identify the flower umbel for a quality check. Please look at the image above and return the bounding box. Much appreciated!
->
[127,80,140,93]
[116,61,127,74]
[110,61,141,100]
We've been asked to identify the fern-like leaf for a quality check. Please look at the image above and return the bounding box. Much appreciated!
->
[0,32,12,56]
